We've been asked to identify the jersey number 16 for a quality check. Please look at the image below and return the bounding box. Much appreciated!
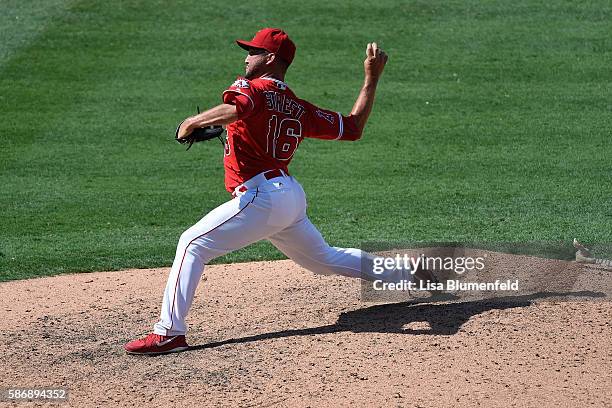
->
[266,115,302,160]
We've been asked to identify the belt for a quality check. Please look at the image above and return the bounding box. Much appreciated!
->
[232,169,288,197]
[263,169,285,180]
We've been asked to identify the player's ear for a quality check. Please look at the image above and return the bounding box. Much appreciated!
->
[265,53,277,66]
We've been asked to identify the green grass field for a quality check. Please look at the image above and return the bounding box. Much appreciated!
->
[1,0,611,281]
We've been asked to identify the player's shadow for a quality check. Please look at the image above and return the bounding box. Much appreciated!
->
[188,291,604,351]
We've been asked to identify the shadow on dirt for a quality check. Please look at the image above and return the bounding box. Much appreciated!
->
[189,291,605,351]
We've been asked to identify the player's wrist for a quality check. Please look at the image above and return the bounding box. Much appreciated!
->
[184,117,199,132]
[363,75,379,87]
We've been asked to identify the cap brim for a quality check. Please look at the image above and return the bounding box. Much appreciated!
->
[236,40,264,51]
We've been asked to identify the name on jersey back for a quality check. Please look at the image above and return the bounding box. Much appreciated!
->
[264,91,305,120]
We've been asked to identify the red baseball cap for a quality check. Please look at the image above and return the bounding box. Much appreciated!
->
[236,28,296,65]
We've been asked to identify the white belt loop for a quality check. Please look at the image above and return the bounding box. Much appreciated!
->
[234,170,288,197]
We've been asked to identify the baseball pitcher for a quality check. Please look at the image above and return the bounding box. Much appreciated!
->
[125,28,419,355]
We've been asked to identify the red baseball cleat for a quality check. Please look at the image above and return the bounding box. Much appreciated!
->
[124,333,189,355]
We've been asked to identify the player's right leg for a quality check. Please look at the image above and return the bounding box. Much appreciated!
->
[268,216,413,283]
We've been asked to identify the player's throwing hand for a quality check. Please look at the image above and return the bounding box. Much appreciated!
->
[364,42,388,80]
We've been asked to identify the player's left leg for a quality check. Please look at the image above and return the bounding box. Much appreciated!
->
[125,172,308,355]
[153,187,299,337]
[126,192,281,355]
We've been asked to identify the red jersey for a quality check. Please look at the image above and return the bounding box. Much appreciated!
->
[221,76,360,192]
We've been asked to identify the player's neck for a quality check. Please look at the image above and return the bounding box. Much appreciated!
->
[260,70,285,82]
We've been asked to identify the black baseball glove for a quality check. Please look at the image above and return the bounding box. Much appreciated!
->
[175,106,225,150]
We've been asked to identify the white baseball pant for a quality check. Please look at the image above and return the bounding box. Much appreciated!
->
[153,171,413,336]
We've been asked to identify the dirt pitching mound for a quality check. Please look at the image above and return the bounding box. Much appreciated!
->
[1,252,610,407]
